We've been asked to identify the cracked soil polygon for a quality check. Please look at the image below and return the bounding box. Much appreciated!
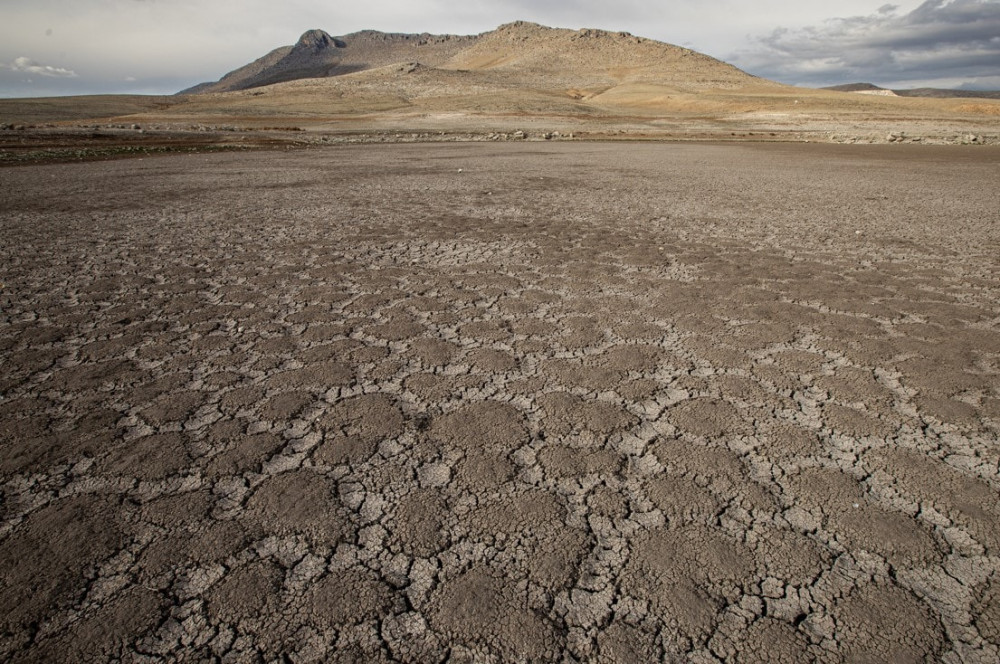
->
[1,141,998,662]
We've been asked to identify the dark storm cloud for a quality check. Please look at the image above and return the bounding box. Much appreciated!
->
[735,0,1000,88]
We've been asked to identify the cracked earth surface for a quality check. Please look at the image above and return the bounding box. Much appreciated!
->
[1,142,999,662]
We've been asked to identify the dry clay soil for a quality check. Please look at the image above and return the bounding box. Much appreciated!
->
[1,142,999,663]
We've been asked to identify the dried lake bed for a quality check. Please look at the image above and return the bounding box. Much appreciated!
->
[1,142,999,662]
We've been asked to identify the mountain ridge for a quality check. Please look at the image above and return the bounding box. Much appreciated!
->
[184,25,1000,103]
[180,22,758,95]
[823,82,1000,100]
[181,27,482,94]
[151,22,999,142]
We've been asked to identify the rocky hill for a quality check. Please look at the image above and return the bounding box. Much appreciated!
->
[823,83,888,93]
[181,22,757,96]
[170,21,778,125]
[182,28,480,94]
[440,21,755,90]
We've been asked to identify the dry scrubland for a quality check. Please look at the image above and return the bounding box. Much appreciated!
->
[1,141,1000,663]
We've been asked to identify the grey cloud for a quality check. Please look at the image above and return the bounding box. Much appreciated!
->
[3,56,77,77]
[734,0,1000,88]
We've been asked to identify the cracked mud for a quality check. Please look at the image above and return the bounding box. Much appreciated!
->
[1,142,999,662]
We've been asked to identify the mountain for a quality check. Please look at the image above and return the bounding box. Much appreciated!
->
[24,20,987,142]
[823,82,1000,100]
[893,88,1000,100]
[438,21,754,90]
[823,83,890,93]
[181,28,479,94]
[170,22,775,124]
[180,22,757,96]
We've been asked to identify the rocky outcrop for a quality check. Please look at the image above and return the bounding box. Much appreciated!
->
[182,28,478,94]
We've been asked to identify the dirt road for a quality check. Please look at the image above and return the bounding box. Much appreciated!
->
[1,142,998,662]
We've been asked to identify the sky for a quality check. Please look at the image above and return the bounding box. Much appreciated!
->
[1,0,998,98]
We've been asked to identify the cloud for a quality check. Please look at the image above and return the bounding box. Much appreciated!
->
[734,0,1000,88]
[3,56,77,77]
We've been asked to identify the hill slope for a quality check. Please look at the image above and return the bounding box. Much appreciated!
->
[441,21,755,90]
[169,22,789,124]
[184,28,479,94]
[182,22,758,96]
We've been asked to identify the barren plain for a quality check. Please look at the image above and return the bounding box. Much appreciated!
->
[1,141,999,662]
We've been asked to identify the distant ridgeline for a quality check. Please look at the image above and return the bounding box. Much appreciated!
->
[822,83,1000,100]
